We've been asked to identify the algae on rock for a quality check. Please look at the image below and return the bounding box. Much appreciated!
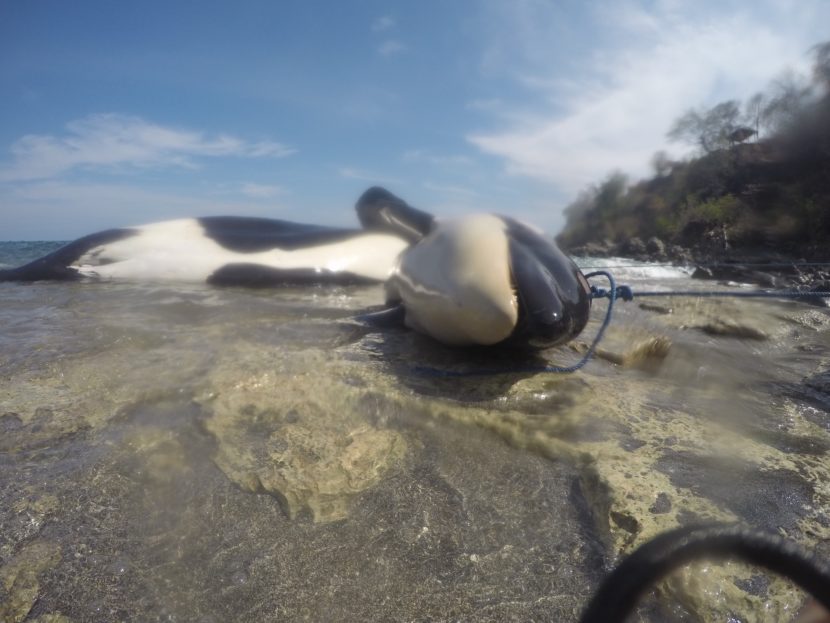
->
[198,346,407,522]
[0,540,61,623]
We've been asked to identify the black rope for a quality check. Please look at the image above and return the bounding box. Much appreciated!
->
[579,524,830,622]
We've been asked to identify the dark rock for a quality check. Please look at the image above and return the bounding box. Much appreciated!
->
[667,245,693,264]
[619,237,647,258]
[645,237,666,259]
[649,492,672,514]
[798,282,830,308]
[698,320,768,340]
[690,263,781,288]
[0,412,23,432]
[655,449,818,534]
[571,241,614,258]
[733,574,770,598]
[691,266,715,280]
[805,369,830,395]
[639,303,673,315]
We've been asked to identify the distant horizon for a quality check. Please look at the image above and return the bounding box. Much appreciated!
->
[2,1,828,240]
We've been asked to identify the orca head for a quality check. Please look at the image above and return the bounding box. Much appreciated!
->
[385,212,591,348]
[355,187,434,243]
[503,217,592,348]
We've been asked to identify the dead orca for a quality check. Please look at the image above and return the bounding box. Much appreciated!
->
[1,187,592,347]
[0,214,409,286]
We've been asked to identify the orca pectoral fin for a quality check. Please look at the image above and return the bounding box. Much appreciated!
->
[355,304,406,328]
[355,187,434,243]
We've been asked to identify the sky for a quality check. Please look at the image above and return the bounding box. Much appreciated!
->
[1,0,828,240]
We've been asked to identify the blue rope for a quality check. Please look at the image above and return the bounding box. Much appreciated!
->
[412,270,619,377]
[580,261,830,270]
[593,287,830,300]
[410,274,828,378]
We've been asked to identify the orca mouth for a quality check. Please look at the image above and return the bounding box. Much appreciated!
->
[507,234,591,348]
[512,292,576,348]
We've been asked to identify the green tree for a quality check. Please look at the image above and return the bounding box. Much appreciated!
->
[811,40,830,88]
[668,101,742,153]
[761,70,809,134]
[744,93,766,139]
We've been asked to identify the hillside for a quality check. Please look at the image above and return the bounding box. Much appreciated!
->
[557,43,830,263]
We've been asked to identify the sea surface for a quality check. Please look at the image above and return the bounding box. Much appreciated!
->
[1,240,829,622]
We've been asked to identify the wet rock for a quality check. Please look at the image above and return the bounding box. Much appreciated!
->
[696,265,781,288]
[733,574,770,598]
[655,449,815,534]
[639,302,673,315]
[619,237,647,258]
[2,277,829,622]
[667,245,693,264]
[0,412,23,432]
[571,241,614,257]
[649,492,672,514]
[796,284,830,308]
[199,350,407,522]
[595,336,672,369]
[646,237,666,259]
[698,319,768,340]
[0,540,61,623]
[805,369,830,395]
[691,265,715,280]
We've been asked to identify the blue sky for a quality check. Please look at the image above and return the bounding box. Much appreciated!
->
[1,0,828,240]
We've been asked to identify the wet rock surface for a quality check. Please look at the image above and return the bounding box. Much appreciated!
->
[0,277,829,621]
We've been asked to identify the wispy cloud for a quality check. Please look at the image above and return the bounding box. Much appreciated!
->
[337,166,402,185]
[0,113,295,182]
[378,40,406,57]
[372,16,395,32]
[402,149,474,166]
[422,182,479,197]
[469,0,829,195]
[239,183,285,199]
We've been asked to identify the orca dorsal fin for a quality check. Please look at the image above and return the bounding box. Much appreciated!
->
[355,187,434,243]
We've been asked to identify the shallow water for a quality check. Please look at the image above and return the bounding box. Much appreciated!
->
[1,249,829,622]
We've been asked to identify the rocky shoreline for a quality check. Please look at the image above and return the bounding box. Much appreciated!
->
[566,235,830,303]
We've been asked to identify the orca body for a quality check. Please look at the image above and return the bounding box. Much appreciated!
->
[0,216,409,286]
[2,186,592,348]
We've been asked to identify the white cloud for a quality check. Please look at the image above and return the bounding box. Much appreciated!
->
[0,113,295,182]
[0,180,291,239]
[468,1,829,195]
[372,16,395,32]
[378,40,406,57]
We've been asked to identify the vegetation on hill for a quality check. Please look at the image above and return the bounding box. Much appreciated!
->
[557,41,830,259]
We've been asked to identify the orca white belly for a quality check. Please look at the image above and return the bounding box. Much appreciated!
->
[70,219,408,283]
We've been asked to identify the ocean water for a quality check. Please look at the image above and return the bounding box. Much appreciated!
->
[1,242,829,622]
[0,240,67,269]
